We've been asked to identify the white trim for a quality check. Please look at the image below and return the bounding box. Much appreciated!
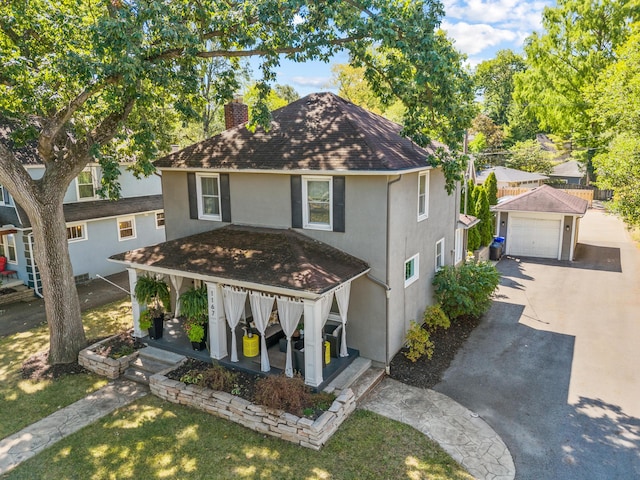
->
[435,237,445,271]
[454,228,463,264]
[155,211,165,229]
[66,222,88,243]
[195,173,222,221]
[302,175,333,231]
[404,254,419,288]
[117,216,137,241]
[75,167,98,201]
[417,170,429,221]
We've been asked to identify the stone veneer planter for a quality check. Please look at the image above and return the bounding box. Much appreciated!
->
[79,335,141,379]
[150,366,357,450]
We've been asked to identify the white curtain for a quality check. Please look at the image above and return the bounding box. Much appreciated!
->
[221,286,247,362]
[276,296,304,377]
[169,275,184,318]
[335,283,351,357]
[249,291,275,372]
[319,291,334,329]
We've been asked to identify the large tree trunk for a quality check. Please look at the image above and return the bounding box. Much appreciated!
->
[28,191,86,364]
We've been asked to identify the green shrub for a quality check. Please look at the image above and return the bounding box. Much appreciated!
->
[423,304,450,330]
[432,261,501,320]
[403,321,434,362]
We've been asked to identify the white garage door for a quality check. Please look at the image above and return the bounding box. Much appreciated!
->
[508,215,561,259]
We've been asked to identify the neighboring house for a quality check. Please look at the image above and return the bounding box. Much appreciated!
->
[110,92,464,388]
[494,185,588,260]
[476,166,548,189]
[550,160,586,185]
[0,161,165,291]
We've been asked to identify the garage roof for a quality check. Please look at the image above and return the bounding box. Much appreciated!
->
[493,185,588,215]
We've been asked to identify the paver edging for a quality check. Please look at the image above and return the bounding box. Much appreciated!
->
[149,370,355,450]
[78,335,141,379]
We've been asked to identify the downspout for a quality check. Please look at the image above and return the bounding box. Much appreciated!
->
[384,174,402,374]
[27,232,43,298]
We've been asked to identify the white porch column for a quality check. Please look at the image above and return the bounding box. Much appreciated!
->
[206,282,228,360]
[127,268,143,338]
[303,298,324,387]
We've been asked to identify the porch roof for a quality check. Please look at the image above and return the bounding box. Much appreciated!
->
[109,225,369,297]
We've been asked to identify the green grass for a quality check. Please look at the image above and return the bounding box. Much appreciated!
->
[0,300,132,438]
[1,299,472,479]
[4,397,472,480]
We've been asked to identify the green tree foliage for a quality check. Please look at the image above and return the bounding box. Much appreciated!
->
[484,172,498,205]
[590,26,640,225]
[464,180,482,251]
[475,187,493,247]
[470,114,506,165]
[0,1,476,364]
[507,139,554,174]
[273,84,300,104]
[244,83,299,117]
[513,0,637,148]
[432,262,501,320]
[331,63,405,123]
[474,49,526,126]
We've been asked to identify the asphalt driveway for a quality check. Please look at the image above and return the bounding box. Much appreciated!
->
[434,208,640,480]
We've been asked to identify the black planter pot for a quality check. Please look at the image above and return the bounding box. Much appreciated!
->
[148,316,164,340]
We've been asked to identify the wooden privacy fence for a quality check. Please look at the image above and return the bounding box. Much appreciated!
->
[497,187,594,206]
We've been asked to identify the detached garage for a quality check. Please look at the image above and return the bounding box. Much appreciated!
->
[494,185,589,260]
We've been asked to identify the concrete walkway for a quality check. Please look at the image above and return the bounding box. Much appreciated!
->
[361,377,515,480]
[0,379,148,475]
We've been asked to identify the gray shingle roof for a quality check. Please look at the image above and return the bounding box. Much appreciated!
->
[477,166,548,184]
[110,225,369,295]
[493,185,588,214]
[155,92,444,172]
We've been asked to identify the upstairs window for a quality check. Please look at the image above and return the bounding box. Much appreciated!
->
[303,176,332,230]
[418,171,429,221]
[1,233,17,263]
[196,173,221,220]
[0,185,10,206]
[77,169,97,200]
[155,211,165,228]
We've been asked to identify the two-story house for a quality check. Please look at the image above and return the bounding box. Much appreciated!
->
[0,160,165,293]
[110,93,464,388]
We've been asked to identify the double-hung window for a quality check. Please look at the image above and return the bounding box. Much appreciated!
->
[117,216,136,241]
[196,173,221,220]
[435,238,445,271]
[1,233,17,263]
[155,211,165,228]
[67,223,87,242]
[77,168,97,200]
[418,171,429,221]
[302,176,332,230]
[0,185,10,206]
[404,254,419,288]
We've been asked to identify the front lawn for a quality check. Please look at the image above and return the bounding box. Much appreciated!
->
[4,396,472,480]
[0,299,132,438]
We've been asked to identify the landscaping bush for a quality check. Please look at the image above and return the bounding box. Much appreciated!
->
[200,364,238,391]
[423,304,450,330]
[254,374,311,416]
[432,261,501,320]
[403,320,434,362]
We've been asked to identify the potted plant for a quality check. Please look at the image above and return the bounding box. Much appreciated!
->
[134,274,170,339]
[179,286,209,350]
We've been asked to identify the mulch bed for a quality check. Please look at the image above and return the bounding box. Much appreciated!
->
[389,316,480,389]
[93,330,146,358]
[0,288,17,295]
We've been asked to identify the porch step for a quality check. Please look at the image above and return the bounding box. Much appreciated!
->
[123,347,185,385]
[323,357,379,399]
[349,366,386,403]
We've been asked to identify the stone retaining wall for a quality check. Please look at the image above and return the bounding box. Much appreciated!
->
[0,288,34,306]
[78,336,140,379]
[150,368,356,450]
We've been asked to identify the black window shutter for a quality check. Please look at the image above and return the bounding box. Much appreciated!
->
[187,172,198,219]
[220,173,231,222]
[333,176,345,232]
[291,175,302,228]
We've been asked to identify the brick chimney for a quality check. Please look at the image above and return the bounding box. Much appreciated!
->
[224,97,248,129]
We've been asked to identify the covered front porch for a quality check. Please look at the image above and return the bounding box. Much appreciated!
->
[110,225,370,388]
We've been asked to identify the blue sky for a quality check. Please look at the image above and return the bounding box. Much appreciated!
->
[251,0,553,96]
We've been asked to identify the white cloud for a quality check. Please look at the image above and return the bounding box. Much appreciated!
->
[442,21,519,55]
[290,76,331,88]
[443,0,550,31]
